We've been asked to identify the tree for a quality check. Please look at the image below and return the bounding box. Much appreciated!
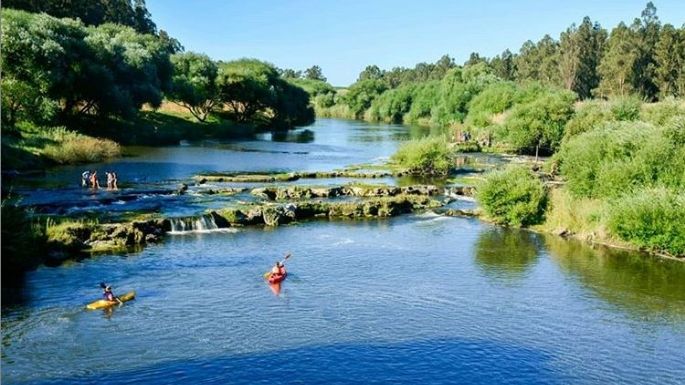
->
[343,79,387,118]
[217,59,279,123]
[4,0,157,34]
[654,24,685,97]
[596,23,638,97]
[504,89,577,157]
[216,59,313,127]
[358,65,383,82]
[168,52,220,122]
[558,17,606,99]
[490,49,516,81]
[304,65,326,81]
[280,68,302,79]
[515,35,560,85]
[464,52,486,67]
[630,1,661,100]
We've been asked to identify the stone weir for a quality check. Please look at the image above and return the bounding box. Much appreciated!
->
[44,193,459,263]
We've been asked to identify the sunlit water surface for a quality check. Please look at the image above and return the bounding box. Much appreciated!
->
[2,119,684,384]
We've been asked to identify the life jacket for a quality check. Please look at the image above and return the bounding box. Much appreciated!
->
[103,291,115,301]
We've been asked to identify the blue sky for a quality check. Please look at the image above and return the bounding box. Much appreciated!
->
[147,0,685,86]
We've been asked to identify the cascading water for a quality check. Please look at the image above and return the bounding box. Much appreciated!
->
[168,214,226,233]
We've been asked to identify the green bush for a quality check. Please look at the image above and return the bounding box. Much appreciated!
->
[1,201,45,283]
[477,165,548,226]
[640,98,685,125]
[563,100,613,140]
[558,121,685,198]
[608,188,685,256]
[610,97,641,121]
[503,89,577,154]
[466,81,518,125]
[391,136,452,175]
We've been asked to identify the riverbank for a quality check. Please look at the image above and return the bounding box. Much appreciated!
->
[1,104,272,172]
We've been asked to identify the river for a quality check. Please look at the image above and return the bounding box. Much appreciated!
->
[2,118,685,384]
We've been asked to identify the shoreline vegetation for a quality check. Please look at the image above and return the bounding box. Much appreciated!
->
[2,1,684,287]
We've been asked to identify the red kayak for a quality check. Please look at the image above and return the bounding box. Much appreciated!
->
[268,272,287,284]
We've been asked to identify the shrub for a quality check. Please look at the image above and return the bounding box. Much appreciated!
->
[503,89,577,154]
[610,96,641,121]
[608,188,685,256]
[558,121,685,198]
[640,98,685,126]
[563,100,613,140]
[391,136,452,175]
[41,127,121,164]
[477,165,548,226]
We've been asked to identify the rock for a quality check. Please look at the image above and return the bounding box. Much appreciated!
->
[177,183,189,195]
[262,205,295,226]
[197,178,207,185]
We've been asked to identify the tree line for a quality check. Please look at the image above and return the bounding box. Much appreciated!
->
[347,2,684,101]
[1,5,314,130]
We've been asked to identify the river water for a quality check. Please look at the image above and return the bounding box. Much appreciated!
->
[2,119,685,384]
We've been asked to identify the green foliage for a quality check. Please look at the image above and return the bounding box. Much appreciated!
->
[563,100,613,140]
[343,79,388,118]
[465,81,518,127]
[3,123,121,167]
[477,165,548,227]
[390,136,452,175]
[503,88,577,154]
[303,65,326,82]
[610,96,641,120]
[1,201,46,282]
[1,9,172,121]
[168,52,220,122]
[558,120,685,198]
[640,98,685,125]
[404,81,440,123]
[608,188,685,256]
[4,0,158,34]
[217,59,313,127]
[366,84,415,123]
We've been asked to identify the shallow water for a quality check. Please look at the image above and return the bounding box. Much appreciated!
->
[2,119,684,384]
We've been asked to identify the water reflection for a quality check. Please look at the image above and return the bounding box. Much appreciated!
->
[544,235,685,320]
[270,129,315,143]
[474,228,540,280]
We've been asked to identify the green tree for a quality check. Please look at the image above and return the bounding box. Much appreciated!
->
[654,24,685,97]
[280,68,302,79]
[631,1,661,100]
[343,79,388,118]
[489,49,516,81]
[168,52,220,122]
[217,59,279,123]
[4,0,157,34]
[596,23,638,97]
[358,65,384,82]
[558,17,606,99]
[504,88,577,157]
[304,65,327,82]
[515,35,560,85]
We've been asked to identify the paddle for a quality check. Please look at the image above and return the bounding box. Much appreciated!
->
[263,253,292,278]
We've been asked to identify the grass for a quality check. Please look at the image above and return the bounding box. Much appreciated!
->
[534,187,612,240]
[2,123,120,169]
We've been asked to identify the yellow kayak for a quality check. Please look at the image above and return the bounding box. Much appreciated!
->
[86,291,136,310]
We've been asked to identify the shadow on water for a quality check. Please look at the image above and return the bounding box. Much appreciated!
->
[30,338,561,385]
[474,228,541,280]
[544,235,685,320]
[269,129,315,143]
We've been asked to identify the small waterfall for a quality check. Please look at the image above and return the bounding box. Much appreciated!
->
[168,214,223,233]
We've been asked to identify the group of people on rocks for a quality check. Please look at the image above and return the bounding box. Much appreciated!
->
[81,170,118,190]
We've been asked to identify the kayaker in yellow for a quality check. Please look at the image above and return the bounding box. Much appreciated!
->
[100,282,123,304]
